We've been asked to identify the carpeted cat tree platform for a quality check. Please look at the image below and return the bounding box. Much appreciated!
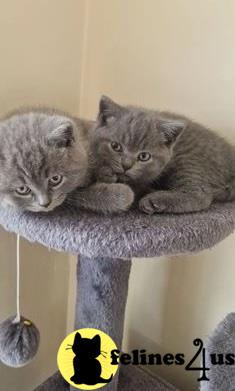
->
[0,201,235,391]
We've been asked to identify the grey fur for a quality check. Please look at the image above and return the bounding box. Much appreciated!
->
[0,108,134,214]
[92,96,235,214]
[67,183,134,214]
[0,108,89,212]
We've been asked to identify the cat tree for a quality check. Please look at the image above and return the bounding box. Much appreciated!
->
[0,201,235,391]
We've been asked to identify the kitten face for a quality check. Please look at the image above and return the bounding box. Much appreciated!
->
[0,111,88,212]
[91,96,185,187]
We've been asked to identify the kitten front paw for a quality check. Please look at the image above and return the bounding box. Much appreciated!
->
[139,193,167,215]
[109,183,134,213]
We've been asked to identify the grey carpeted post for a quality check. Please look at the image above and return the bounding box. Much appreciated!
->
[70,256,132,391]
[35,255,177,391]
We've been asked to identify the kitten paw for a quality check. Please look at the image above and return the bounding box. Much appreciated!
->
[139,194,166,215]
[109,183,134,213]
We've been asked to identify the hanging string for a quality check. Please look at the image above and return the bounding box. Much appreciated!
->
[15,234,21,323]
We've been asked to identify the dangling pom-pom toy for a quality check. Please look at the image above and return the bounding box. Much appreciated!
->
[0,315,40,367]
[0,235,40,367]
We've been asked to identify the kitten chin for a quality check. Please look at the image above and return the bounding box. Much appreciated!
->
[26,196,67,213]
[0,196,60,213]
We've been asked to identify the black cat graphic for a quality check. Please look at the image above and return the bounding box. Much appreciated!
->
[68,332,113,385]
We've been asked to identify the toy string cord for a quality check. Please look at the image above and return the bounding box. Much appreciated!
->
[15,234,20,323]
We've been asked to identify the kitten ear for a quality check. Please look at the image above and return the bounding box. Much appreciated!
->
[159,118,186,147]
[92,334,101,349]
[48,122,75,148]
[98,95,124,126]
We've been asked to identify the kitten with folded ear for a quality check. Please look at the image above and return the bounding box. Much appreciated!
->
[91,95,235,214]
[0,108,134,214]
[0,109,88,212]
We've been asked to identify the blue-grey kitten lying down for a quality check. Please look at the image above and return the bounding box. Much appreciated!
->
[90,96,235,214]
[0,109,134,214]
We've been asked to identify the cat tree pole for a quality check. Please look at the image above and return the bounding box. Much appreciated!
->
[0,201,235,391]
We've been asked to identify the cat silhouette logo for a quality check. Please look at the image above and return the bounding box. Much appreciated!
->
[57,328,119,389]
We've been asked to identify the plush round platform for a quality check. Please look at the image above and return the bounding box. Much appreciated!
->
[0,201,234,258]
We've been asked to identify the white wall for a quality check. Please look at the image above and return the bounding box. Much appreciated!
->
[79,1,235,390]
[0,1,85,390]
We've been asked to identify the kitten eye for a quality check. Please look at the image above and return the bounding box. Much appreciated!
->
[49,175,63,187]
[16,185,31,196]
[110,141,123,152]
[137,152,152,162]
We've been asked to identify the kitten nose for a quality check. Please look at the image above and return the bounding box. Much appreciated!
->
[38,195,51,208]
[122,158,133,171]
[40,200,51,208]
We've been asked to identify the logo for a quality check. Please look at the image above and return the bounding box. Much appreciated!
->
[57,328,119,390]
[58,332,235,388]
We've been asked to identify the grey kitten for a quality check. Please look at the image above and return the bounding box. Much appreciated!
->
[91,96,235,214]
[0,108,134,214]
[0,108,89,212]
